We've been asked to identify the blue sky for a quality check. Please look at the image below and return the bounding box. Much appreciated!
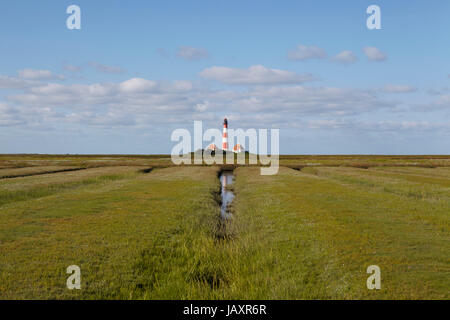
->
[1,0,449,154]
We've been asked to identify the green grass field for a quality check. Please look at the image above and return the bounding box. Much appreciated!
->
[0,155,448,299]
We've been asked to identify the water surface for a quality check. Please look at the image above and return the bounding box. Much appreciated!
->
[219,171,234,219]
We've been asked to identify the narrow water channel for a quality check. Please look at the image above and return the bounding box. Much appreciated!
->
[219,171,234,219]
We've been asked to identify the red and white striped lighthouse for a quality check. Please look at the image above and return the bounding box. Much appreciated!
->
[222,118,228,151]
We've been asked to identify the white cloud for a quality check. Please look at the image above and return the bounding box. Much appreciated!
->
[199,65,317,85]
[2,67,449,154]
[331,51,358,64]
[0,69,66,89]
[427,86,450,95]
[194,101,210,112]
[171,80,193,91]
[18,69,64,80]
[381,85,416,93]
[363,47,387,61]
[0,76,36,89]
[0,102,39,126]
[292,119,450,133]
[218,86,395,115]
[119,78,157,93]
[89,62,125,74]
[288,45,327,61]
[415,93,450,112]
[7,78,196,116]
[177,46,209,60]
[64,111,136,127]
[362,121,450,132]
[1,75,439,136]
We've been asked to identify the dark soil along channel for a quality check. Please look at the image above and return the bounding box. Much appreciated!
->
[219,171,234,219]
[138,167,153,174]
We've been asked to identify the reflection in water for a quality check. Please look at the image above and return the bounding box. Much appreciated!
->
[220,171,234,219]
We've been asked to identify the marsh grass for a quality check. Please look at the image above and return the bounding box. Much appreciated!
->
[230,167,449,299]
[0,166,85,179]
[0,166,234,299]
[0,160,448,299]
[2,154,450,170]
[303,166,450,205]
[0,167,143,207]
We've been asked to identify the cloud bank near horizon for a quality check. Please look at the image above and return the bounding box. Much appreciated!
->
[1,65,448,137]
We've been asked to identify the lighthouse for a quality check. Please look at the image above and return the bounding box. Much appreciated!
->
[222,118,228,151]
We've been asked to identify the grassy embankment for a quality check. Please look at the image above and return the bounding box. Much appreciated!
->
[229,166,449,299]
[0,166,85,179]
[0,166,144,207]
[1,154,450,170]
[0,166,225,299]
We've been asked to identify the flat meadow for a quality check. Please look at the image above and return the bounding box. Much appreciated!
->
[0,155,448,299]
